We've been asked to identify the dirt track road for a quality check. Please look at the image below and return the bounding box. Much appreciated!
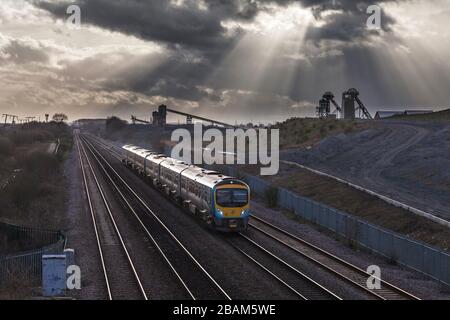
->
[282,120,450,220]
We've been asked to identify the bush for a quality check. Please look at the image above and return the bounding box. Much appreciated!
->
[6,175,39,210]
[18,151,60,177]
[10,129,54,145]
[265,187,279,208]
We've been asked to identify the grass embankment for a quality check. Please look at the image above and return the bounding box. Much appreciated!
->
[273,164,450,252]
[272,117,369,149]
[238,162,450,252]
[0,122,73,252]
[0,123,72,298]
[235,117,450,252]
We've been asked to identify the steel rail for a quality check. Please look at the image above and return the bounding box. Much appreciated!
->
[86,135,343,300]
[75,135,112,300]
[79,136,149,300]
[82,135,232,300]
[86,134,123,159]
[250,214,420,300]
[82,136,196,300]
[85,135,419,300]
[237,233,342,300]
[228,242,307,300]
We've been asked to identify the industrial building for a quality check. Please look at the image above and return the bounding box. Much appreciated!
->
[374,110,433,120]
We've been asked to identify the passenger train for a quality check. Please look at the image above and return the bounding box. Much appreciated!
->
[122,145,250,232]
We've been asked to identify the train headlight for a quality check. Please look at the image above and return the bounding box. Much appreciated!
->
[241,209,249,216]
[217,209,224,216]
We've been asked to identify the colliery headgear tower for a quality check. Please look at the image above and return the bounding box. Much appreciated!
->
[316,92,342,119]
[316,89,372,120]
[342,89,356,120]
[341,88,373,120]
[316,98,331,119]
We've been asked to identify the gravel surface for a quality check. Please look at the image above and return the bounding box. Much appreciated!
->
[95,142,321,300]
[227,234,340,300]
[86,133,450,300]
[82,139,192,300]
[281,120,450,220]
[64,146,106,300]
[250,199,450,300]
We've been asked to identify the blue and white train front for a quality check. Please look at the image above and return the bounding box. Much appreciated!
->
[212,181,250,231]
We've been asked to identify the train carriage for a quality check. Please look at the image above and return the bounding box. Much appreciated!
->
[144,154,167,184]
[159,159,189,198]
[122,144,250,232]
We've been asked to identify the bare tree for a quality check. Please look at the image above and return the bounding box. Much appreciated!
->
[52,113,68,123]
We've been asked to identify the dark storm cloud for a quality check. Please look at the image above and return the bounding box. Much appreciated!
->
[35,0,236,51]
[94,50,216,102]
[305,1,398,42]
[31,0,405,104]
[34,0,402,49]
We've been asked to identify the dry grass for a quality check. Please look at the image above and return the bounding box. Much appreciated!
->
[0,124,71,299]
[266,163,450,252]
[272,117,370,150]
[0,123,71,229]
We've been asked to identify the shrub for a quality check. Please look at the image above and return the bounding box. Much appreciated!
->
[6,175,39,210]
[18,151,60,177]
[10,129,54,145]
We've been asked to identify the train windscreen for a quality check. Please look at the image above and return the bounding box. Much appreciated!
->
[216,189,248,207]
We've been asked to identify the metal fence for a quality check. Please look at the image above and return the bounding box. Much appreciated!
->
[222,167,450,287]
[0,222,66,285]
[0,222,64,249]
[0,239,66,285]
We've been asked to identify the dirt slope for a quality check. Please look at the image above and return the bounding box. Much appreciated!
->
[281,120,450,220]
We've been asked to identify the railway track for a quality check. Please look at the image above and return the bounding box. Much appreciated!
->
[76,135,148,300]
[81,135,231,300]
[87,135,123,159]
[83,133,420,300]
[86,134,343,300]
[248,215,420,300]
[228,234,341,300]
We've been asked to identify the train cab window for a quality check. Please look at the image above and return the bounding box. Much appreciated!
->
[216,189,248,207]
